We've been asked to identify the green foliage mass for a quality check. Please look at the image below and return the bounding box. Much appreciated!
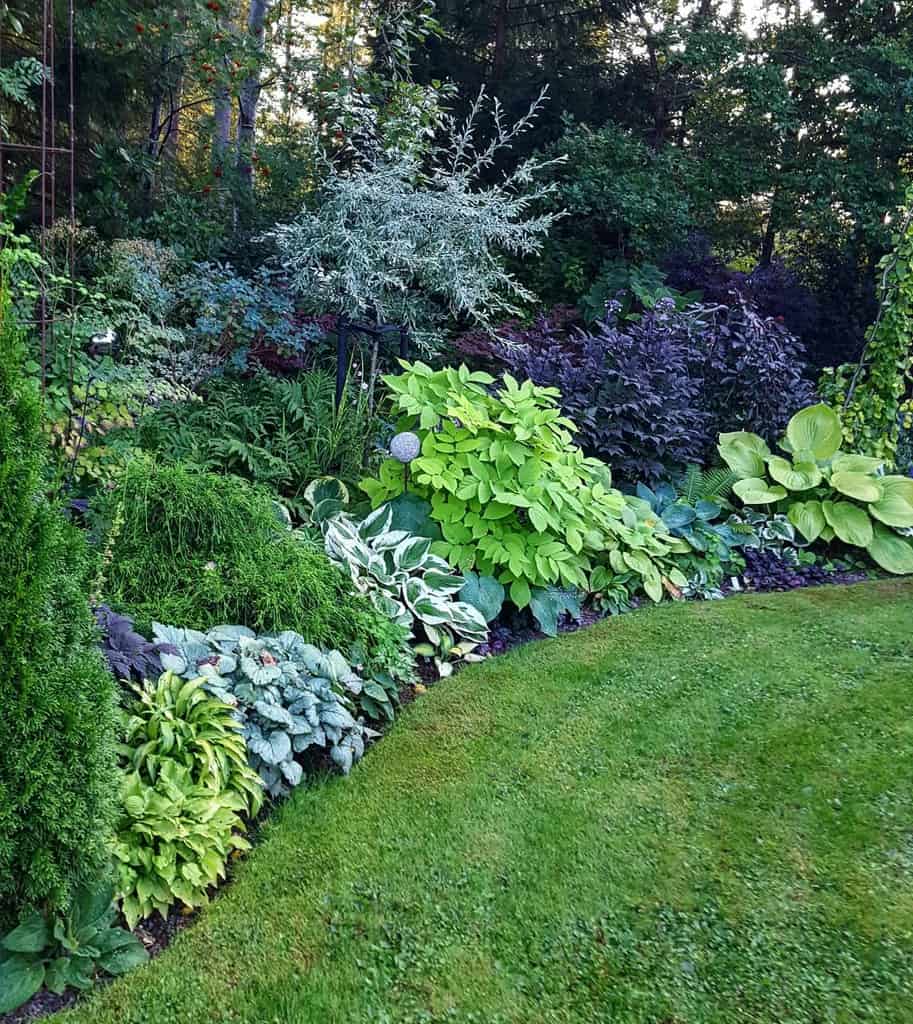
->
[132,371,376,518]
[529,122,698,304]
[114,759,251,930]
[93,460,412,679]
[154,626,379,795]
[720,403,913,573]
[321,504,489,674]
[119,671,264,817]
[819,183,913,462]
[0,293,118,927]
[0,881,147,1013]
[361,362,689,607]
[49,580,913,1024]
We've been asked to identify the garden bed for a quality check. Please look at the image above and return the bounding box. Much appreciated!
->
[36,579,913,1024]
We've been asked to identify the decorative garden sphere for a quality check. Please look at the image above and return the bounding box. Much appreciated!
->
[390,431,421,463]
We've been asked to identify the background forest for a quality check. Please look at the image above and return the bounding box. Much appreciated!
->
[3,0,911,369]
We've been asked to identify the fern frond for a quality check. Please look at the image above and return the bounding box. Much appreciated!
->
[678,464,702,504]
[676,464,737,503]
[698,466,738,501]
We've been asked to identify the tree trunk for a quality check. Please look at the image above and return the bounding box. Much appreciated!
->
[236,0,271,189]
[213,80,232,167]
[141,47,167,218]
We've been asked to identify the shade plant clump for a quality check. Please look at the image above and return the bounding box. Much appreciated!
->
[0,881,148,1013]
[154,625,379,793]
[720,403,913,574]
[495,298,814,485]
[361,361,690,608]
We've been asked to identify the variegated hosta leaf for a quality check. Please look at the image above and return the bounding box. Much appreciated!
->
[370,528,413,551]
[422,568,465,595]
[358,505,394,540]
[392,535,433,570]
[404,577,454,626]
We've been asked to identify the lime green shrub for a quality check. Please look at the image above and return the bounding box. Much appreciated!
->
[94,460,412,678]
[720,403,913,573]
[0,294,119,927]
[362,363,688,606]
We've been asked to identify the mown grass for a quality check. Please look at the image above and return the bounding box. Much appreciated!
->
[56,580,913,1023]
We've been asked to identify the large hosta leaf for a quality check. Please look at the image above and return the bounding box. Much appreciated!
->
[831,453,885,475]
[787,499,826,542]
[830,471,882,503]
[869,476,913,528]
[867,522,913,574]
[766,455,822,491]
[786,404,843,460]
[459,571,505,622]
[733,477,787,505]
[718,432,769,479]
[822,500,873,547]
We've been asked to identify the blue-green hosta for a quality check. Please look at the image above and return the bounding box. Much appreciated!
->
[719,403,913,574]
[154,625,378,794]
[321,505,489,677]
[361,363,689,607]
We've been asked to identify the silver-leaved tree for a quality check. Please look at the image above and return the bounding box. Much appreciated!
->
[266,80,564,351]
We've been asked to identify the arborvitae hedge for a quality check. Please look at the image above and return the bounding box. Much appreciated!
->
[0,296,118,926]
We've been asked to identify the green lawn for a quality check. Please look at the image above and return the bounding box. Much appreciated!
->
[57,580,913,1024]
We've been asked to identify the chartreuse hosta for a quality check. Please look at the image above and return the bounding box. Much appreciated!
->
[719,403,913,574]
[361,362,690,606]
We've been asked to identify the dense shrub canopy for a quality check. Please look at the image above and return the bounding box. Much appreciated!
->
[496,299,815,485]
[0,297,118,926]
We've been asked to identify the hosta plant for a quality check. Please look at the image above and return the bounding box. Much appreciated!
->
[0,882,148,1013]
[634,482,751,596]
[361,363,688,607]
[320,505,489,675]
[114,761,251,928]
[719,403,913,574]
[153,625,378,794]
[120,672,264,816]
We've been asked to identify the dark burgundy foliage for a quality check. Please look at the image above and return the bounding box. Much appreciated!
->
[94,605,173,682]
[694,299,816,443]
[506,300,709,484]
[740,549,866,592]
[453,306,580,372]
[485,297,814,486]
[663,234,871,370]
